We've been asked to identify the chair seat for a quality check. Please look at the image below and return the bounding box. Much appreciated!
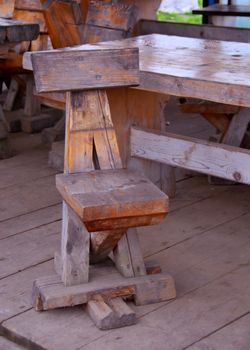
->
[56,169,169,232]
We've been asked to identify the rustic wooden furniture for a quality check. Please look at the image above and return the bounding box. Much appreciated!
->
[26,33,250,329]
[26,45,176,330]
[38,0,138,145]
[139,20,250,184]
[138,19,250,42]
[193,4,250,17]
[0,0,60,134]
[0,18,39,158]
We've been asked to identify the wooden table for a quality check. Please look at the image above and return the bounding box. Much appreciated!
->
[24,33,250,328]
[0,18,39,158]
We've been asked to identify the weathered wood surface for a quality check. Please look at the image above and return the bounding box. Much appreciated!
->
[32,265,175,311]
[13,8,47,33]
[64,89,126,266]
[31,47,139,93]
[180,101,240,115]
[101,34,250,107]
[193,4,250,16]
[56,169,168,232]
[125,0,161,21]
[1,118,250,349]
[25,34,250,106]
[0,0,14,18]
[113,228,146,277]
[138,19,250,43]
[41,0,86,48]
[0,221,59,279]
[0,337,25,350]
[188,313,250,350]
[15,0,43,11]
[86,296,136,330]
[0,18,39,44]
[60,204,90,286]
[83,0,137,43]
[131,126,250,185]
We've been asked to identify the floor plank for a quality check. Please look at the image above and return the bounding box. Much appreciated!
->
[0,336,25,350]
[75,265,250,350]
[0,221,60,279]
[187,313,250,350]
[1,101,249,350]
[2,210,249,350]
[0,261,54,323]
[0,175,61,222]
[0,203,61,240]
[139,184,250,257]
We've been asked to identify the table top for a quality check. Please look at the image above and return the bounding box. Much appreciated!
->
[99,34,250,107]
[24,34,250,107]
[193,4,250,16]
[0,18,39,45]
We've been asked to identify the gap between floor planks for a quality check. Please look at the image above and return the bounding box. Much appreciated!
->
[1,207,250,349]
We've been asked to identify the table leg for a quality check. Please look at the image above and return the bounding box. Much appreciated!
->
[108,87,176,197]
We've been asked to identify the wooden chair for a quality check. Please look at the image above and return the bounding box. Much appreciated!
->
[38,0,138,151]
[29,46,176,330]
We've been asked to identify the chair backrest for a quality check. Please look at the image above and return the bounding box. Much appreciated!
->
[30,46,139,93]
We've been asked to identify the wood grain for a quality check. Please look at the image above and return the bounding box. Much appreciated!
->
[131,126,250,185]
[26,34,250,106]
[56,169,169,232]
[32,267,175,311]
[31,47,139,93]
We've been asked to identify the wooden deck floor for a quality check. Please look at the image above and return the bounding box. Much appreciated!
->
[0,100,250,350]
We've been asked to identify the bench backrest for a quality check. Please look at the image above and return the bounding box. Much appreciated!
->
[40,0,138,48]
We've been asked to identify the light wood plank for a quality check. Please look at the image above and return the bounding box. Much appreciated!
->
[0,204,61,240]
[0,261,54,322]
[0,337,25,350]
[0,175,61,222]
[0,221,60,279]
[75,265,250,350]
[2,182,250,349]
[61,204,89,286]
[131,126,250,184]
[188,313,250,350]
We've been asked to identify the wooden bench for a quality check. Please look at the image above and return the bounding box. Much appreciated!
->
[28,45,176,330]
[139,19,250,184]
[0,0,64,134]
[0,17,39,158]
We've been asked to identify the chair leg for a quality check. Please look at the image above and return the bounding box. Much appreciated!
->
[59,203,90,286]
